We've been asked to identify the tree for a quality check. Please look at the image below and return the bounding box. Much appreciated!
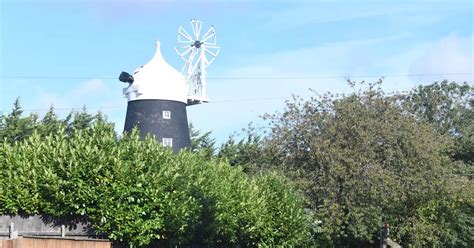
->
[396,81,474,247]
[0,100,116,144]
[262,80,472,247]
[0,98,38,144]
[189,123,216,159]
[218,133,265,174]
[37,106,65,136]
[399,81,473,164]
[66,107,95,134]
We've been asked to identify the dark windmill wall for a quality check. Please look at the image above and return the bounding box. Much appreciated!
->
[124,99,191,153]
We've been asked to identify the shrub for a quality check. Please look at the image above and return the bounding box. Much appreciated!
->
[0,123,316,247]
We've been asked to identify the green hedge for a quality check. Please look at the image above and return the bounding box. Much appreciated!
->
[0,123,317,247]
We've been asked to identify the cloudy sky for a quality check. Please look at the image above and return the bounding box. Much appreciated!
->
[1,0,472,143]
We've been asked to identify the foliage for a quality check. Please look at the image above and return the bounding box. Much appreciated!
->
[3,80,470,247]
[395,81,474,247]
[261,80,473,247]
[218,133,266,174]
[188,122,216,159]
[0,101,111,142]
[37,106,66,136]
[399,80,473,164]
[0,107,316,247]
[399,80,472,134]
[0,98,38,144]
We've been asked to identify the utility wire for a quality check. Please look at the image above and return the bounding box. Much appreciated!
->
[1,88,416,113]
[0,72,472,81]
[3,98,288,113]
[0,73,471,113]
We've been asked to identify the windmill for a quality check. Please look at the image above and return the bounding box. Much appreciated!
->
[119,19,219,152]
[175,19,220,105]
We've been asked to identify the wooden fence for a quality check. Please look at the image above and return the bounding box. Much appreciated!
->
[0,236,111,248]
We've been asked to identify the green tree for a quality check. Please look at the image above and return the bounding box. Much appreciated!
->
[218,133,265,174]
[66,107,94,134]
[0,98,38,144]
[397,81,474,247]
[37,106,65,136]
[262,80,472,247]
[0,101,116,143]
[399,81,473,164]
[189,122,216,159]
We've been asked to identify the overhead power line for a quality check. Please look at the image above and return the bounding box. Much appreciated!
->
[0,88,417,113]
[1,73,471,113]
[0,72,472,81]
[2,98,288,113]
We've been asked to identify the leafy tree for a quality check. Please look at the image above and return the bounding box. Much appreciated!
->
[396,81,474,247]
[399,81,471,134]
[261,80,472,247]
[399,81,473,164]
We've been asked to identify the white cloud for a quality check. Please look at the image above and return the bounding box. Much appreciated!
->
[217,34,413,96]
[409,34,473,83]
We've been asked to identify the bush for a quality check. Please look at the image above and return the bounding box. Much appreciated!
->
[0,123,316,247]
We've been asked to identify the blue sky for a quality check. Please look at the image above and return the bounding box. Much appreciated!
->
[1,0,473,144]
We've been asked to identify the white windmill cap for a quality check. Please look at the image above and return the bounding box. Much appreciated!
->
[123,40,187,103]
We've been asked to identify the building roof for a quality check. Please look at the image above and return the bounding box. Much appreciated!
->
[123,40,187,103]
